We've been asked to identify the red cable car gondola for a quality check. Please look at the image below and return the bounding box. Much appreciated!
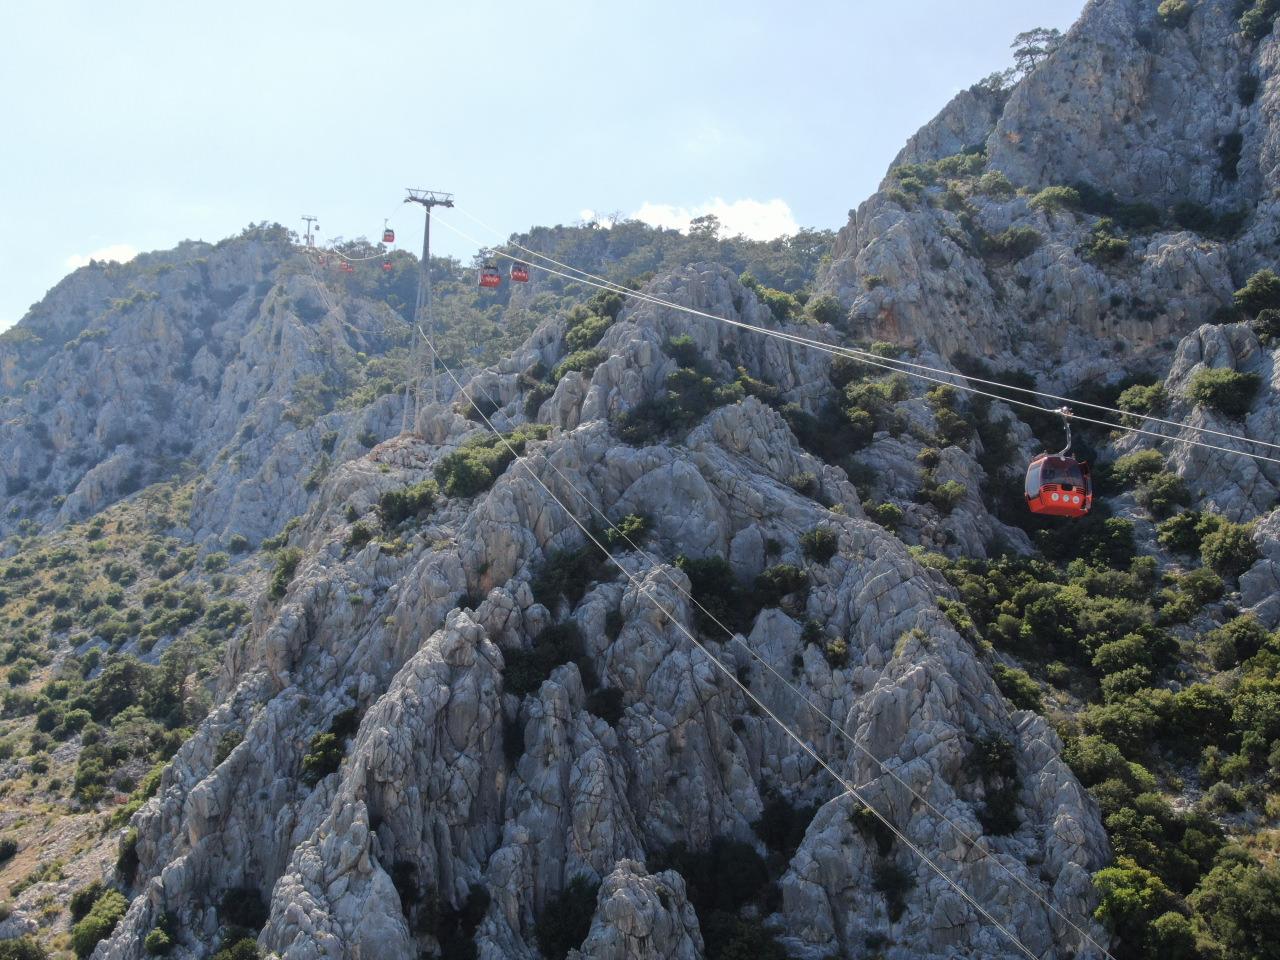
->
[383,220,395,245]
[1025,407,1092,518]
[339,261,354,274]
[382,258,393,272]
[510,264,529,283]
[479,263,502,289]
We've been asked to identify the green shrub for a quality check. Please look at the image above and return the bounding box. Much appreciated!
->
[1117,382,1164,415]
[976,170,1014,198]
[71,889,129,959]
[992,663,1042,711]
[1206,616,1272,669]
[873,861,915,921]
[787,472,818,497]
[1029,185,1081,212]
[210,938,260,960]
[379,479,438,526]
[1135,472,1189,517]
[1157,510,1221,554]
[1179,567,1225,605]
[985,227,1042,260]
[215,730,243,766]
[800,527,838,564]
[0,940,49,960]
[1185,368,1260,418]
[1111,450,1165,486]
[116,829,139,882]
[144,927,173,955]
[345,523,374,551]
[806,294,844,326]
[504,623,594,697]
[917,475,966,513]
[552,348,607,383]
[1234,268,1280,314]
[865,502,903,530]
[1093,858,1181,953]
[1187,857,1280,959]
[585,686,624,725]
[268,548,302,600]
[564,308,612,352]
[531,547,606,609]
[1251,307,1280,345]
[676,555,755,634]
[652,837,769,916]
[534,876,599,960]
[1081,219,1130,263]
[1158,0,1192,26]
[434,425,551,497]
[700,913,788,960]
[1200,520,1258,577]
[203,552,230,573]
[301,732,344,785]
[754,564,809,607]
[823,636,849,668]
[219,886,267,931]
[603,513,649,548]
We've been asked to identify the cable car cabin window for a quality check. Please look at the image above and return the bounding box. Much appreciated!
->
[1025,461,1041,498]
[1041,458,1084,488]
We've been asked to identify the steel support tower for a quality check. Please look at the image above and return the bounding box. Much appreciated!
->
[401,189,454,434]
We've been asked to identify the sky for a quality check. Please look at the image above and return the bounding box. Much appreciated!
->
[0,0,1084,331]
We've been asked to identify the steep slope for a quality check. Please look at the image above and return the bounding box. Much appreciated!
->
[93,268,1108,960]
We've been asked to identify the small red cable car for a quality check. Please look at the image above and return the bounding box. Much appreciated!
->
[1025,407,1092,518]
[383,227,395,244]
[479,263,502,288]
[510,264,529,283]
[382,258,393,272]
[339,261,354,274]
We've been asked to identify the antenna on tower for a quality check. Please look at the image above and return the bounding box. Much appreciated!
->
[301,215,319,247]
[401,189,454,435]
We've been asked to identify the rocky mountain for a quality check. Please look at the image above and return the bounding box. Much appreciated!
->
[3,1,1280,959]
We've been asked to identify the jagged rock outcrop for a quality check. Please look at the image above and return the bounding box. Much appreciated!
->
[16,3,1280,959]
[0,235,411,546]
[94,265,1109,960]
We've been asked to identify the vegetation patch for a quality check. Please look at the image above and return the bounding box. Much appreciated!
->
[534,876,599,960]
[504,623,596,697]
[379,478,438,526]
[434,424,552,497]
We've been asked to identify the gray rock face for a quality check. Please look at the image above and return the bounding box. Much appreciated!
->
[820,0,1280,536]
[989,0,1256,208]
[892,85,1008,170]
[571,861,703,960]
[0,237,409,546]
[93,265,1108,960]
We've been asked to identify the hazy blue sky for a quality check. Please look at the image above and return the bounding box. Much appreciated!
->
[0,1,1084,330]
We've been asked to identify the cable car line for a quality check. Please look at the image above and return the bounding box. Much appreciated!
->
[442,332,1118,960]
[431,214,1280,469]
[421,331,1052,960]
[446,204,1280,459]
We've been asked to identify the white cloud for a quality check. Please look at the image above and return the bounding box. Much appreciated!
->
[65,244,138,270]
[631,197,798,240]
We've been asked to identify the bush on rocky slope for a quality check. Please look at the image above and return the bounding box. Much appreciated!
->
[434,424,552,497]
[1185,368,1261,419]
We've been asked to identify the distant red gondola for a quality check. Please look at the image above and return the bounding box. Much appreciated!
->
[383,221,395,244]
[382,258,393,272]
[510,264,529,283]
[479,263,502,288]
[1025,407,1092,518]
[339,261,354,273]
